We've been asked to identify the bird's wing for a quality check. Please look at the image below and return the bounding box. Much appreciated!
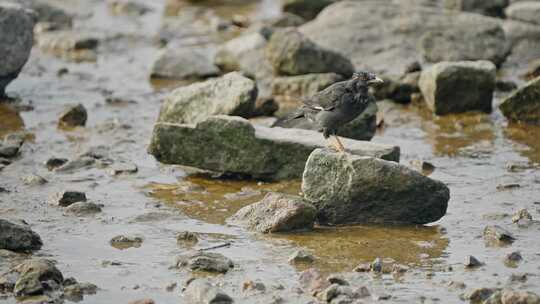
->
[302,82,350,111]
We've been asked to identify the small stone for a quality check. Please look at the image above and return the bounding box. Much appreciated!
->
[63,282,98,302]
[317,284,353,303]
[0,219,43,252]
[110,235,143,250]
[447,281,466,290]
[184,278,233,304]
[466,287,499,303]
[58,104,88,128]
[165,282,177,292]
[288,249,315,264]
[229,192,317,233]
[49,190,87,207]
[128,299,155,304]
[508,273,528,283]
[177,231,199,246]
[501,289,540,304]
[175,252,234,274]
[497,184,521,191]
[21,174,48,186]
[512,209,532,223]
[409,160,435,176]
[109,162,138,176]
[242,280,266,292]
[53,156,95,173]
[12,259,64,297]
[504,251,523,265]
[484,225,516,243]
[464,255,483,268]
[327,275,349,286]
[45,157,68,170]
[353,263,371,272]
[64,202,102,216]
[0,133,25,158]
[500,77,540,124]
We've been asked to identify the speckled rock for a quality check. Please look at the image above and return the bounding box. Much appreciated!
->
[500,77,540,124]
[175,252,233,274]
[157,72,257,124]
[183,279,233,304]
[506,2,540,25]
[419,61,496,115]
[230,192,317,233]
[148,116,399,180]
[0,3,35,96]
[302,149,449,225]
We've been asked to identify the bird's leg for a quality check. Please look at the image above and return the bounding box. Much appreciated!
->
[333,135,346,152]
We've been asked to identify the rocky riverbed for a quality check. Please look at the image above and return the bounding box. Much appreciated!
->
[1,0,540,303]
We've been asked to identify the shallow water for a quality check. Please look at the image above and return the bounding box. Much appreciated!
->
[1,0,540,303]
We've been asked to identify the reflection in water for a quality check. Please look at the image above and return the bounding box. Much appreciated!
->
[504,123,540,164]
[0,103,24,139]
[145,175,301,224]
[269,225,448,274]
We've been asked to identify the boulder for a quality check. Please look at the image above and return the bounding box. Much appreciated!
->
[271,73,344,101]
[157,72,257,124]
[265,28,354,77]
[13,259,64,297]
[499,77,540,124]
[0,219,42,252]
[419,61,496,115]
[282,0,337,20]
[229,192,317,233]
[444,0,509,17]
[150,46,219,80]
[299,1,508,74]
[274,101,378,141]
[0,3,35,96]
[505,2,540,25]
[175,252,233,274]
[148,116,399,180]
[301,149,449,225]
[214,32,267,73]
[183,279,233,304]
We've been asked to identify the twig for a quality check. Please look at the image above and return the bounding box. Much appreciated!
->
[197,242,232,252]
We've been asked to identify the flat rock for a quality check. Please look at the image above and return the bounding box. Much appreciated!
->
[64,202,102,216]
[175,252,233,273]
[419,61,496,115]
[499,76,540,124]
[183,278,233,304]
[0,219,42,252]
[0,3,34,96]
[148,115,399,180]
[506,2,540,25]
[157,72,257,124]
[229,192,317,233]
[151,46,219,80]
[302,149,449,225]
[265,28,354,77]
[300,1,508,74]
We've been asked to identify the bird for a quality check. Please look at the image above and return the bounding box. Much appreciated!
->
[287,71,384,152]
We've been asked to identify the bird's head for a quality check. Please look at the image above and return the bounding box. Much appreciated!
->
[352,71,384,87]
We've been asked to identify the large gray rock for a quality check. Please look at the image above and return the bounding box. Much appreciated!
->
[0,219,42,252]
[265,28,354,77]
[505,2,540,25]
[183,279,233,304]
[419,61,496,115]
[444,0,509,17]
[500,77,540,124]
[300,1,508,75]
[302,149,449,225]
[0,3,35,96]
[274,101,378,141]
[214,32,267,73]
[271,73,344,100]
[229,192,317,233]
[157,72,257,124]
[148,116,399,180]
[151,46,219,80]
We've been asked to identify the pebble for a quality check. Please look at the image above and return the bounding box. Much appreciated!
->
[288,249,315,264]
[45,157,68,170]
[58,104,88,128]
[21,174,48,186]
[109,235,143,250]
[484,225,516,243]
[177,231,199,246]
[49,190,87,207]
[464,255,484,268]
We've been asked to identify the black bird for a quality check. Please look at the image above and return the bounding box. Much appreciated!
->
[288,71,383,151]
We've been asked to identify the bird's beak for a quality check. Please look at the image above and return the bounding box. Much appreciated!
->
[367,77,384,85]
